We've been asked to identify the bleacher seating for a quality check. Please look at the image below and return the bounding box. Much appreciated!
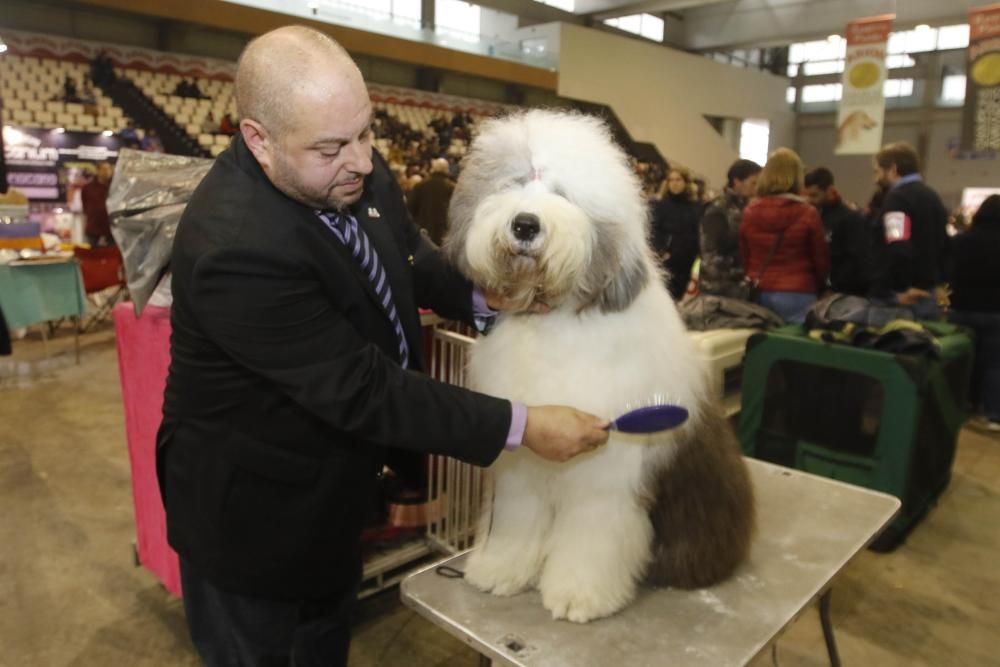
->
[128,70,236,157]
[0,55,128,132]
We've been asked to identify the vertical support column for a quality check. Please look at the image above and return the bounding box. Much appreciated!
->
[421,0,435,31]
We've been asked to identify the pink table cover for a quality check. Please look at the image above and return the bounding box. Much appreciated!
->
[113,303,181,596]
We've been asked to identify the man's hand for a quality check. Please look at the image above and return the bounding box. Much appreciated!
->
[896,287,931,306]
[483,288,551,314]
[522,406,610,462]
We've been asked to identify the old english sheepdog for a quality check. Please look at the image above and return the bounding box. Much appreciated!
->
[445,109,756,623]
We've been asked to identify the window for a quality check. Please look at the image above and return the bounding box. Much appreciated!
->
[604,13,664,42]
[937,24,970,50]
[786,87,797,104]
[803,60,844,75]
[391,0,420,21]
[884,78,914,98]
[334,0,390,17]
[740,119,770,166]
[330,0,419,22]
[801,83,842,103]
[534,0,574,10]
[436,0,480,37]
[941,74,966,103]
[888,26,937,55]
[787,23,969,83]
[788,39,845,64]
[886,54,916,69]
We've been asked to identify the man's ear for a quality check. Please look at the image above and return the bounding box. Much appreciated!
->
[240,119,272,171]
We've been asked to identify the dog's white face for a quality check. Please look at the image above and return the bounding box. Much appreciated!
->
[445,110,654,313]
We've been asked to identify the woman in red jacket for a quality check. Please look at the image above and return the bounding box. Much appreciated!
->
[740,148,830,323]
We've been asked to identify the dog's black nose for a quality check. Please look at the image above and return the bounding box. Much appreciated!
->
[511,213,541,242]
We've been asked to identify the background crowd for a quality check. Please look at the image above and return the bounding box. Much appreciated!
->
[366,114,997,433]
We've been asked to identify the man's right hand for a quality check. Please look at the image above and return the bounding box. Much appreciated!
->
[522,406,610,462]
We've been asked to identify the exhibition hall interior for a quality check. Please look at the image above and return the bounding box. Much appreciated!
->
[1,0,998,665]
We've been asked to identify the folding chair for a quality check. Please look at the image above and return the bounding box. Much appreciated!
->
[73,245,128,332]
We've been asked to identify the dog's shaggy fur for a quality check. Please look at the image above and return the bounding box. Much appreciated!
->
[445,110,755,623]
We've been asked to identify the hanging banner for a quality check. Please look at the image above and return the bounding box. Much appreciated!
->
[962,3,1000,151]
[835,14,894,155]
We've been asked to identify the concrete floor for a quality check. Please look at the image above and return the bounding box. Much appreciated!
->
[1,323,998,666]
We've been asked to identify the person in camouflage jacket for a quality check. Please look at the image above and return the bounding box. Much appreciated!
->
[698,159,761,298]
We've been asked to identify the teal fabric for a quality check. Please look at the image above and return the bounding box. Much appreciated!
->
[0,261,87,330]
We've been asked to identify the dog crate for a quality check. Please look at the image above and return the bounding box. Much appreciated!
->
[738,323,973,550]
[687,328,755,417]
[424,323,491,554]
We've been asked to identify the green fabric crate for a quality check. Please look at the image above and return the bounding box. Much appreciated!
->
[738,323,973,550]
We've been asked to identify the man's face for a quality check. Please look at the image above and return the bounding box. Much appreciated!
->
[805,184,829,207]
[732,173,759,198]
[262,74,374,211]
[96,163,113,184]
[873,160,896,188]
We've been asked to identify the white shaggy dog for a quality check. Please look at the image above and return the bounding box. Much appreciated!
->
[445,110,755,623]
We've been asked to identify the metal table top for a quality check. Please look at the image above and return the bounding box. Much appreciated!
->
[401,458,901,667]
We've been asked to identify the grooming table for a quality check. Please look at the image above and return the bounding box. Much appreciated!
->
[400,459,900,666]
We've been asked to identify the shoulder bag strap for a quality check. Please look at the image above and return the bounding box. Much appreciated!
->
[754,228,788,284]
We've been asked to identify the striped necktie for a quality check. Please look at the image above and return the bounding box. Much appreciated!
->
[317,210,410,368]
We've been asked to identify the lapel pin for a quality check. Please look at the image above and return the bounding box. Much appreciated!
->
[368,207,380,218]
[408,254,414,265]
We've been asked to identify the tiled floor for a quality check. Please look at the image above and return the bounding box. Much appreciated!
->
[1,325,997,666]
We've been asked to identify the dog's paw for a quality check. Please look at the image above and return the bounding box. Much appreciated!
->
[464,551,536,596]
[540,582,629,623]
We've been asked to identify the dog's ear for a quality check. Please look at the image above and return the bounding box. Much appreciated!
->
[580,221,650,313]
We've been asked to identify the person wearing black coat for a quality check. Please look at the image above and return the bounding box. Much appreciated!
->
[949,194,1000,430]
[651,166,702,300]
[406,157,454,245]
[805,167,871,296]
[869,143,950,319]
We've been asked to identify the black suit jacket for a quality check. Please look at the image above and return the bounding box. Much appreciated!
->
[158,135,510,599]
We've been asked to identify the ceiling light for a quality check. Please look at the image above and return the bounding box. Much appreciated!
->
[102,130,113,136]
[54,127,66,133]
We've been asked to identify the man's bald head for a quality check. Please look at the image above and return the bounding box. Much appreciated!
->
[235,26,362,138]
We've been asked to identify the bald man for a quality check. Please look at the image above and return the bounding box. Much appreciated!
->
[158,26,608,667]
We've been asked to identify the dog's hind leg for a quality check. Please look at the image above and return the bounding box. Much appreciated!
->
[644,406,756,589]
[464,455,551,596]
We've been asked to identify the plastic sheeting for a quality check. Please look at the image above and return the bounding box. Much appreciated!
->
[107,148,213,314]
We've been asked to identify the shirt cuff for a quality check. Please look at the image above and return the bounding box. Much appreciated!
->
[505,401,527,450]
[472,285,499,334]
[472,285,497,317]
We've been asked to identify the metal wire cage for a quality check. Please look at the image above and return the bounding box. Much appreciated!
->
[424,322,490,554]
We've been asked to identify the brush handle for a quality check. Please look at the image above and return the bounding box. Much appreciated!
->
[610,404,689,434]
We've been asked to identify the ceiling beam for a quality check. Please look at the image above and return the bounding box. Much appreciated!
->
[583,0,732,22]
[473,0,583,25]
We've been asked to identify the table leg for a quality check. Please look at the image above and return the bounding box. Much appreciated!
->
[39,322,50,359]
[819,589,841,667]
[74,316,80,364]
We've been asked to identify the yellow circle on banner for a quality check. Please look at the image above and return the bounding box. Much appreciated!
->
[848,62,881,89]
[971,53,1000,87]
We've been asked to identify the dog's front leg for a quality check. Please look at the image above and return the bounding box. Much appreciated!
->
[538,492,652,623]
[464,454,550,596]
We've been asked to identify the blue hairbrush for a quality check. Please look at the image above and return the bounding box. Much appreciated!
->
[609,403,689,433]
